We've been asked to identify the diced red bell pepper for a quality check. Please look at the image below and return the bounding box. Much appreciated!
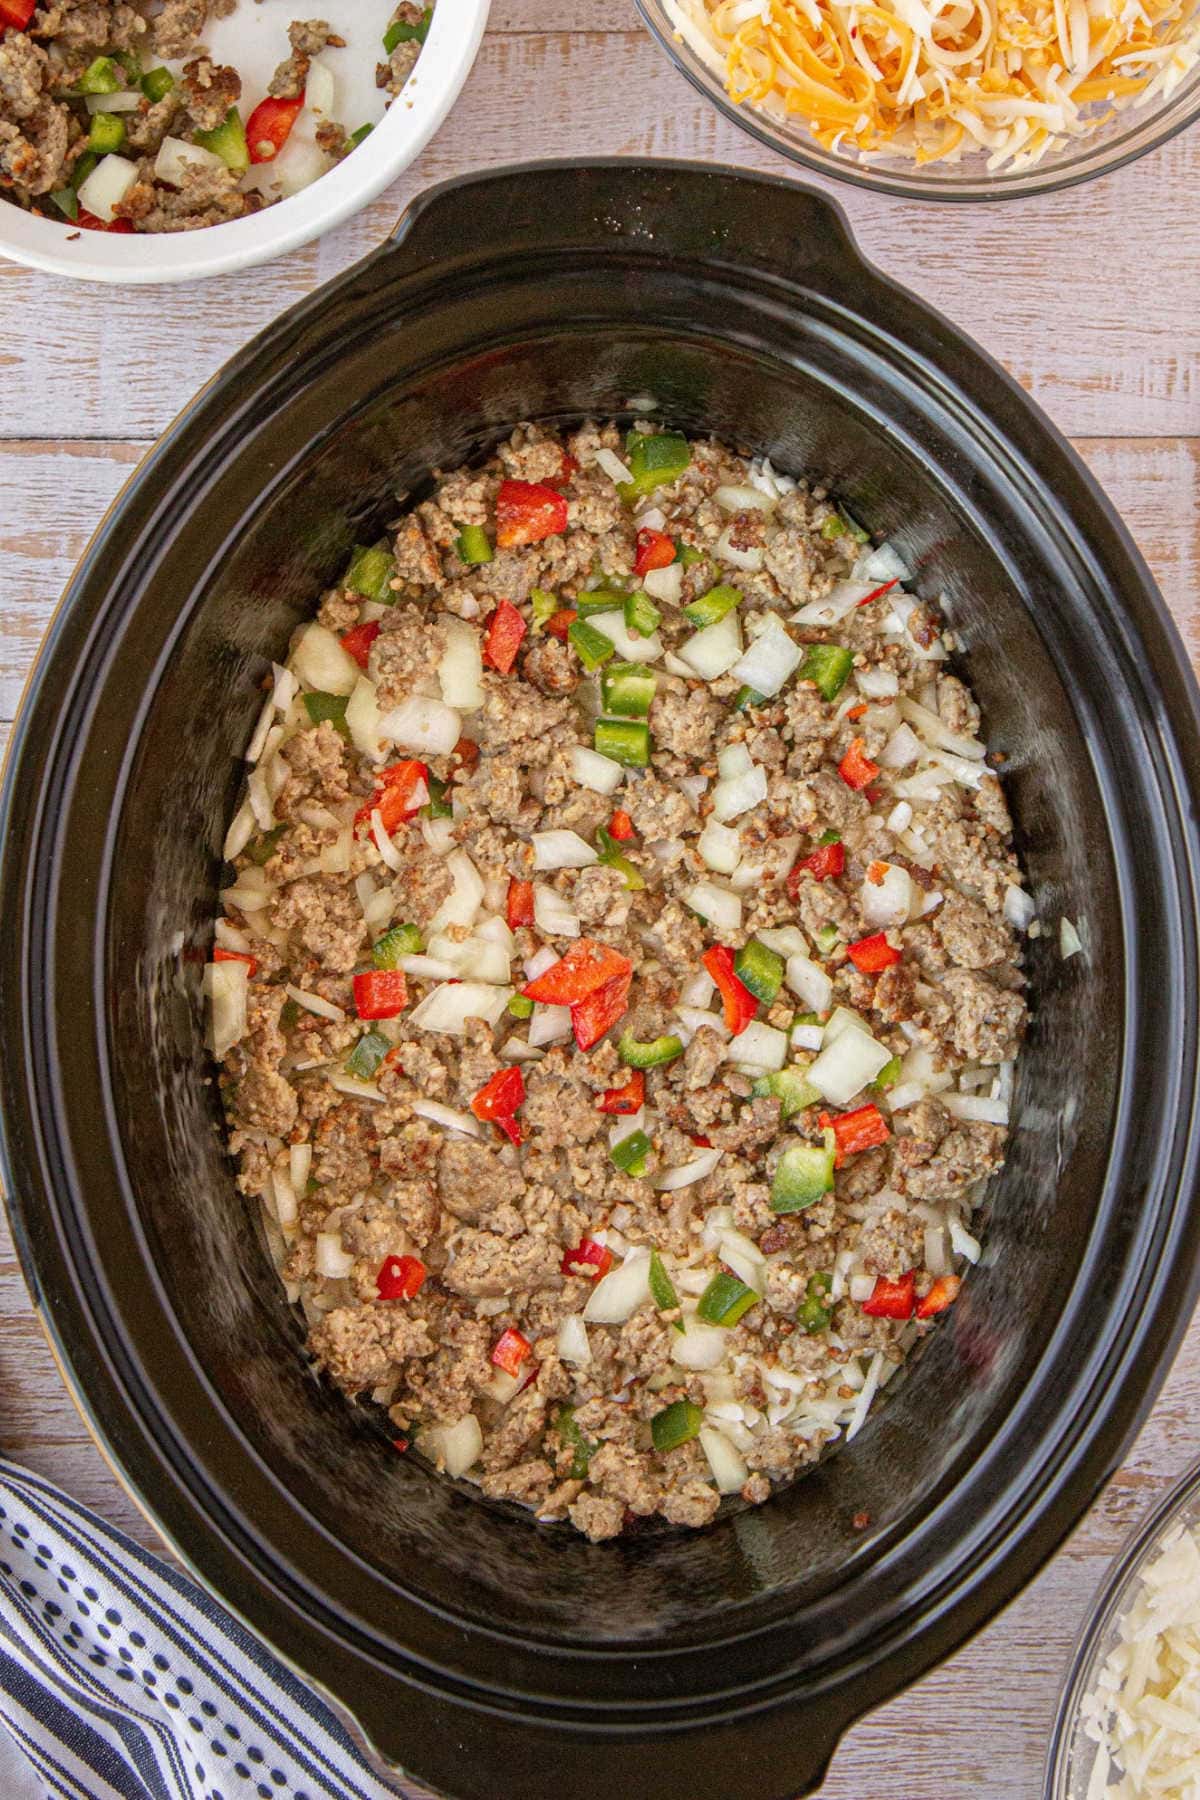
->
[495,479,568,549]
[839,736,880,791]
[392,1436,410,1453]
[340,619,380,671]
[856,577,899,607]
[571,970,632,1052]
[826,1103,890,1159]
[454,735,480,771]
[522,939,633,1006]
[607,808,635,842]
[787,839,845,898]
[847,931,901,974]
[549,451,579,489]
[355,758,427,835]
[77,210,134,233]
[0,0,36,27]
[702,945,758,1037]
[862,1271,916,1319]
[376,1254,427,1300]
[482,598,528,675]
[213,946,258,978]
[634,528,675,578]
[597,1069,644,1115]
[506,878,534,930]
[846,703,868,721]
[491,1327,532,1378]
[560,1238,613,1280]
[544,608,576,641]
[916,1274,962,1319]
[353,968,408,1020]
[246,93,304,164]
[470,1067,525,1146]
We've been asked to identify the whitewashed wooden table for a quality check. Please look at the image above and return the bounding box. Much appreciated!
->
[1,6,1199,1796]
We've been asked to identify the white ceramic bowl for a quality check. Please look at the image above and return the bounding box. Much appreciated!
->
[0,0,489,283]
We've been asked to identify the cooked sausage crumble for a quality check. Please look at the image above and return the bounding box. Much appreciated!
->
[210,421,1029,1541]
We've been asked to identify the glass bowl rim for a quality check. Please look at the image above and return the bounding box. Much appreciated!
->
[633,0,1200,204]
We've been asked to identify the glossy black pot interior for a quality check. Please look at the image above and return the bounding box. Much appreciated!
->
[3,163,1200,1800]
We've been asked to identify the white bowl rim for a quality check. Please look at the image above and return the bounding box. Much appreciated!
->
[0,0,490,284]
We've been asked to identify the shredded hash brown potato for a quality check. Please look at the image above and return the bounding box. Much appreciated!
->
[664,0,1200,170]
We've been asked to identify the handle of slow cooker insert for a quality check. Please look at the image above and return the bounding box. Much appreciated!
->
[384,159,871,295]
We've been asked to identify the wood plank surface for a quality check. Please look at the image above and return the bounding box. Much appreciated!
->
[0,4,1198,1797]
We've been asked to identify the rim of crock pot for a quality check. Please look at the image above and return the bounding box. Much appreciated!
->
[3,163,1200,1752]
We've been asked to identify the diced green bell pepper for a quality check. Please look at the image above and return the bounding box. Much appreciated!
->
[279,997,300,1032]
[246,825,285,867]
[624,590,661,638]
[800,643,854,702]
[696,1271,759,1327]
[346,1029,390,1081]
[595,827,645,892]
[507,994,534,1019]
[594,718,650,767]
[873,1054,903,1091]
[798,1271,834,1334]
[77,55,122,94]
[141,66,175,102]
[819,828,842,846]
[373,923,422,967]
[555,1407,596,1479]
[383,5,431,50]
[618,431,691,503]
[733,937,784,1005]
[194,106,249,173]
[771,1135,836,1214]
[345,541,394,601]
[649,1250,679,1315]
[568,618,615,671]
[69,150,97,192]
[50,186,79,222]
[814,924,841,956]
[609,1128,651,1176]
[303,691,349,733]
[348,122,373,148]
[575,587,629,618]
[683,583,740,627]
[618,1028,684,1069]
[530,587,558,628]
[674,542,704,567]
[422,773,453,819]
[650,1398,704,1453]
[454,525,492,566]
[87,112,126,154]
[752,1064,822,1121]
[601,661,656,719]
[734,684,765,712]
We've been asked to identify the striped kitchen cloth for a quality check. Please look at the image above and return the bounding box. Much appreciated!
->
[0,1456,417,1800]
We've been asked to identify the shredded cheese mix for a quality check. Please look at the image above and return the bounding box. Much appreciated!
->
[664,0,1200,168]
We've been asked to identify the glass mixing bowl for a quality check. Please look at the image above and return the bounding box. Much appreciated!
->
[634,0,1200,201]
[1047,1460,1200,1798]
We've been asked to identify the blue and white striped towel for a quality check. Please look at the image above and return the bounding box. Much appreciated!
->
[0,1457,415,1800]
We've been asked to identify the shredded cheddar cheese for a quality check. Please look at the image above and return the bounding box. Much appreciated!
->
[664,0,1200,168]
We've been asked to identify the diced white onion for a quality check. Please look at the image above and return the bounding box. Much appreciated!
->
[215,918,252,953]
[420,815,455,855]
[272,663,298,714]
[719,1228,765,1293]
[345,675,384,761]
[729,624,802,697]
[714,525,762,571]
[712,762,767,823]
[924,1224,949,1277]
[715,483,775,513]
[700,1425,749,1493]
[792,1023,823,1051]
[680,968,716,1008]
[879,723,922,769]
[327,1073,388,1104]
[655,1148,723,1191]
[678,609,742,680]
[587,609,663,662]
[729,833,798,892]
[943,1093,1010,1126]
[583,1249,652,1323]
[557,1313,592,1368]
[1060,915,1083,959]
[438,619,484,711]
[570,743,624,795]
[292,622,360,697]
[861,863,915,930]
[807,1025,892,1107]
[204,960,248,1060]
[949,1219,982,1264]
[643,562,683,604]
[154,134,222,186]
[528,1002,573,1047]
[898,695,986,761]
[856,542,911,584]
[673,1320,729,1369]
[845,1350,885,1443]
[1004,884,1036,930]
[717,743,751,780]
[289,1143,311,1192]
[379,695,462,757]
[525,946,558,981]
[676,1005,729,1043]
[304,54,336,118]
[396,953,457,981]
[284,983,345,1023]
[785,953,833,1013]
[411,1099,483,1138]
[245,696,276,767]
[421,1414,483,1479]
[370,809,403,873]
[223,798,255,862]
[85,89,143,113]
[449,937,511,985]
[856,665,900,699]
[684,880,742,932]
[727,1020,787,1073]
[428,850,485,932]
[315,1232,355,1279]
[532,829,599,871]
[698,818,741,874]
[409,981,512,1035]
[319,823,353,876]
[887,800,913,834]
[792,580,879,626]
[77,149,141,221]
[533,884,581,940]
[595,447,633,484]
